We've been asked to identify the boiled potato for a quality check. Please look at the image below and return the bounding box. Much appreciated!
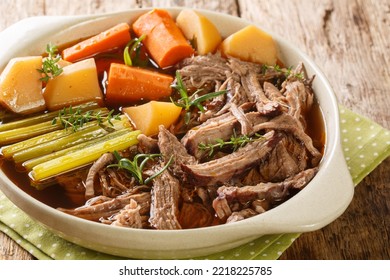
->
[123,101,182,136]
[221,25,278,65]
[176,9,222,55]
[43,58,103,111]
[0,56,45,114]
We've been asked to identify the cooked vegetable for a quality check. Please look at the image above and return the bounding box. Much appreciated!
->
[0,102,99,133]
[30,129,140,182]
[53,105,120,132]
[122,101,182,136]
[62,22,131,62]
[43,58,103,111]
[0,56,45,114]
[12,116,128,164]
[105,63,173,105]
[220,25,278,65]
[123,34,147,66]
[132,9,194,68]
[176,9,222,55]
[23,129,130,170]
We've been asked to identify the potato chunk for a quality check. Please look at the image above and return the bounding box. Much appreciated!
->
[221,25,278,65]
[176,9,222,55]
[122,101,182,136]
[0,56,45,114]
[43,58,103,111]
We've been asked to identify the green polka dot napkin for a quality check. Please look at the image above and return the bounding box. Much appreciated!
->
[0,105,389,260]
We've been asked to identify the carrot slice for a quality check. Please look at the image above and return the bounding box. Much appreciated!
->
[105,63,173,105]
[62,22,131,62]
[132,9,194,68]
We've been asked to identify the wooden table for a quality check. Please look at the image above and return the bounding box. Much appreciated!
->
[0,0,389,260]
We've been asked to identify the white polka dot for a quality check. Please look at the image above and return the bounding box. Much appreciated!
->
[249,242,255,246]
[340,109,345,114]
[38,232,43,237]
[23,235,28,239]
[81,251,86,255]
[348,166,351,170]
[361,164,366,168]
[277,251,282,255]
[345,157,350,161]
[250,251,255,255]
[219,256,224,259]
[355,127,361,131]
[3,228,8,233]
[37,244,41,248]
[16,239,21,244]
[359,155,364,158]
[66,253,71,257]
[29,249,34,254]
[52,243,58,248]
[25,223,30,228]
[342,129,348,133]
[50,254,56,258]
[358,145,363,149]
[341,119,346,123]
[385,131,389,135]
[265,240,270,243]
[11,213,17,218]
[262,253,268,257]
[291,238,296,242]
[0,205,3,209]
[10,223,15,228]
[344,147,349,152]
[343,138,348,142]
[357,136,362,140]
[355,117,361,122]
[234,253,240,257]
[372,142,377,146]
[374,152,379,156]
[370,125,375,129]
[386,141,390,145]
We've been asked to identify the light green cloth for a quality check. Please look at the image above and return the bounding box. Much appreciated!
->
[0,106,389,260]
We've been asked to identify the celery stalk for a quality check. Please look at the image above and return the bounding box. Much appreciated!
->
[0,101,100,132]
[30,130,141,182]
[23,129,130,170]
[12,116,128,164]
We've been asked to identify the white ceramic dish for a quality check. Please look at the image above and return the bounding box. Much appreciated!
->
[0,8,354,259]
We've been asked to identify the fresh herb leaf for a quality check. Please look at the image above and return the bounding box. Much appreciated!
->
[170,71,226,124]
[123,34,147,67]
[262,64,304,79]
[108,152,173,185]
[52,106,121,132]
[198,130,263,157]
[37,43,63,82]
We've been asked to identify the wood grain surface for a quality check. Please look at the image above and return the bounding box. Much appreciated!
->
[0,0,389,260]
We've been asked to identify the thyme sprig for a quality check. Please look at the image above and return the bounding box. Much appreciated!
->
[108,151,173,185]
[262,64,304,79]
[37,43,63,82]
[170,71,227,124]
[198,130,263,157]
[52,106,121,132]
[123,34,147,67]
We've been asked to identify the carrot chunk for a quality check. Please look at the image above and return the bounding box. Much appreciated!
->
[105,63,173,105]
[132,9,194,68]
[62,22,131,62]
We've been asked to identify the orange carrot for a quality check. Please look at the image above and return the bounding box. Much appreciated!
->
[105,63,174,105]
[62,23,131,62]
[132,9,194,68]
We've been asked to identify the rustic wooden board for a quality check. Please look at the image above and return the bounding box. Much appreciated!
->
[0,0,389,260]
